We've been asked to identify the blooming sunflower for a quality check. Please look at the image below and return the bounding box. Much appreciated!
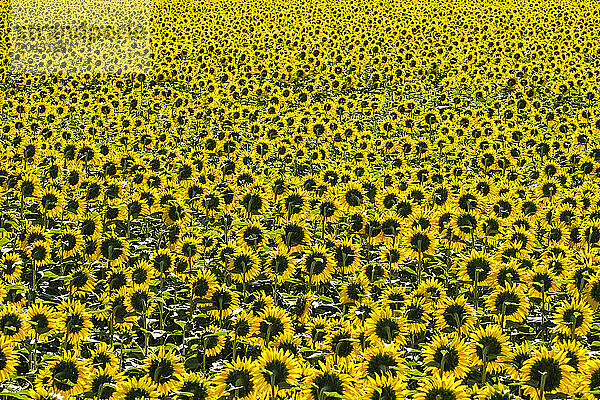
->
[199,325,227,357]
[0,336,17,381]
[206,285,239,320]
[522,347,574,400]
[0,252,23,284]
[175,372,210,400]
[257,305,293,345]
[28,240,52,267]
[435,295,477,336]
[45,351,92,397]
[470,324,512,374]
[455,249,496,287]
[553,297,594,338]
[303,245,335,285]
[57,299,93,344]
[38,186,64,218]
[99,234,130,267]
[332,238,361,275]
[89,367,124,400]
[365,307,406,346]
[360,342,405,379]
[581,359,600,400]
[255,348,301,399]
[264,246,297,285]
[0,305,28,341]
[213,357,260,400]
[303,359,357,400]
[26,302,57,340]
[403,296,433,334]
[414,374,469,400]
[360,373,405,400]
[228,246,261,284]
[189,268,218,303]
[337,181,366,212]
[144,347,185,395]
[115,376,160,400]
[485,283,529,327]
[277,217,311,251]
[422,333,473,379]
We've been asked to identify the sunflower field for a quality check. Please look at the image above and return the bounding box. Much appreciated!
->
[1,0,600,398]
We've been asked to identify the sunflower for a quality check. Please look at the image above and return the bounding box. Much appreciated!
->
[402,226,438,261]
[79,213,103,240]
[255,348,301,399]
[115,376,160,400]
[522,347,574,400]
[476,383,517,400]
[451,211,480,241]
[360,373,405,400]
[414,278,446,306]
[199,324,227,357]
[175,372,210,400]
[206,285,239,320]
[38,186,64,218]
[555,339,588,375]
[403,296,433,335]
[257,305,293,345]
[0,252,23,284]
[381,285,408,313]
[129,259,157,286]
[303,245,335,285]
[332,238,361,275]
[89,367,124,400]
[379,246,403,272]
[277,218,311,251]
[365,307,406,346]
[280,187,310,219]
[176,234,202,267]
[303,359,356,400]
[470,324,511,374]
[99,234,130,267]
[337,181,367,213]
[264,247,297,285]
[486,283,529,327]
[57,299,93,344]
[237,220,267,248]
[213,357,260,400]
[90,342,120,372]
[0,305,28,341]
[228,246,261,284]
[581,359,600,400]
[45,351,92,397]
[190,268,218,303]
[455,249,496,287]
[124,284,155,317]
[435,295,477,336]
[68,267,95,297]
[423,333,473,379]
[340,274,370,305]
[144,347,185,395]
[26,302,57,340]
[526,264,559,300]
[0,336,17,381]
[360,342,405,379]
[230,310,258,342]
[28,240,52,267]
[325,320,360,360]
[553,297,594,338]
[585,272,600,310]
[414,374,469,400]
